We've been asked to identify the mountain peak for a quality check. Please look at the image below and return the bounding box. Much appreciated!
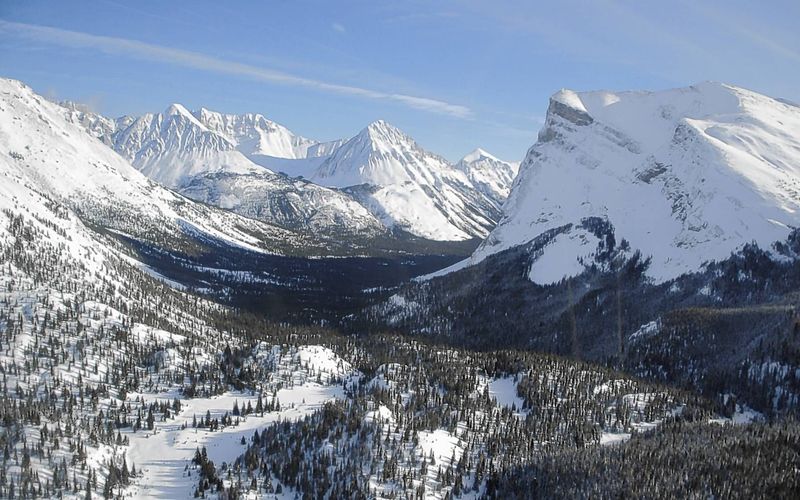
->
[163,102,208,130]
[475,81,800,283]
[456,148,519,206]
[359,120,414,146]
[461,148,499,164]
[311,119,498,240]
[365,119,393,131]
[164,102,193,117]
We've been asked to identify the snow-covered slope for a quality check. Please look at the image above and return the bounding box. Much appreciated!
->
[470,82,800,283]
[80,103,384,242]
[0,78,316,255]
[180,171,386,238]
[112,103,264,189]
[193,107,343,159]
[455,148,520,206]
[312,120,500,240]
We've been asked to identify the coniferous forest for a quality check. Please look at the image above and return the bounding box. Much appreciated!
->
[3,11,800,497]
[2,198,800,499]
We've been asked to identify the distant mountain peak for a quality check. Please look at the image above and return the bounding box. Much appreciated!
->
[364,119,393,131]
[357,120,416,149]
[163,102,208,129]
[455,148,519,206]
[460,148,499,164]
[164,102,191,115]
[311,120,500,240]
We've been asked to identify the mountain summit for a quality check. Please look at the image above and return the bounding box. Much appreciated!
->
[312,120,500,240]
[455,148,520,206]
[471,82,800,283]
[192,108,343,159]
[312,120,432,187]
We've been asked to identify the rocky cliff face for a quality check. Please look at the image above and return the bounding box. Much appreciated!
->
[469,82,800,283]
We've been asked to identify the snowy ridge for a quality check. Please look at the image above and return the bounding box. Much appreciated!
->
[455,147,520,206]
[60,100,119,146]
[313,120,501,240]
[0,77,322,255]
[193,107,342,159]
[112,104,264,190]
[469,82,800,282]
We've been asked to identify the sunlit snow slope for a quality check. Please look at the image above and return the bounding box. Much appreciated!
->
[313,120,501,240]
[0,77,317,255]
[471,82,800,283]
[455,148,520,207]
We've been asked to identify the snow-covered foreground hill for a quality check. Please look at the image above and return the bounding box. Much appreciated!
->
[124,345,356,499]
[466,82,800,283]
[0,234,700,500]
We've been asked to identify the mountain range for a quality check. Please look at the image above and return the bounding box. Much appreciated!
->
[62,99,519,245]
[2,79,313,258]
[3,75,800,499]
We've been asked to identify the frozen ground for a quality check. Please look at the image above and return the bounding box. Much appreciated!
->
[124,345,356,498]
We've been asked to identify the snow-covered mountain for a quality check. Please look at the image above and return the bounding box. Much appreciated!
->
[467,82,800,283]
[62,98,508,243]
[180,170,386,238]
[192,107,343,159]
[112,103,264,189]
[65,103,383,242]
[312,120,500,240]
[105,105,504,242]
[455,148,520,207]
[0,78,323,257]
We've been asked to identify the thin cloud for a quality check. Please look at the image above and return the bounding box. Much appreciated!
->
[0,20,472,118]
[683,2,800,64]
[332,22,346,34]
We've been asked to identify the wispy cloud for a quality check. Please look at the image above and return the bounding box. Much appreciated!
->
[0,20,472,118]
[682,2,800,64]
[331,22,346,34]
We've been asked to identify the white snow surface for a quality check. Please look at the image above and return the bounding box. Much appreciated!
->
[455,148,520,206]
[312,120,499,240]
[193,107,343,159]
[467,82,800,282]
[528,228,602,284]
[487,376,526,412]
[0,77,312,256]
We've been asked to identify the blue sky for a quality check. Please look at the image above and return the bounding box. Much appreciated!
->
[1,0,798,161]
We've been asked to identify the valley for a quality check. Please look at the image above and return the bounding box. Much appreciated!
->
[1,70,799,500]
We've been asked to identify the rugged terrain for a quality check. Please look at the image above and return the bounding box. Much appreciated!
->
[1,78,799,499]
